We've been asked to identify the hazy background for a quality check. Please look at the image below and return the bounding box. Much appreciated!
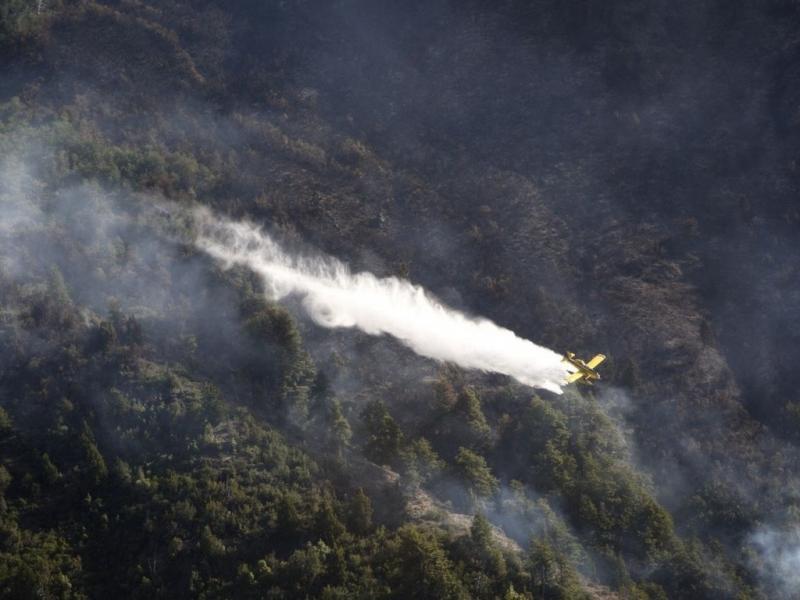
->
[1,1,799,598]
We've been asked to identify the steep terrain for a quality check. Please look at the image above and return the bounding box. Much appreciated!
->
[1,1,799,598]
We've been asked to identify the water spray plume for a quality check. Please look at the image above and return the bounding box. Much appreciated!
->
[193,209,571,393]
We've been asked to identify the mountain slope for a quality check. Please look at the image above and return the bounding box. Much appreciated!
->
[1,1,799,598]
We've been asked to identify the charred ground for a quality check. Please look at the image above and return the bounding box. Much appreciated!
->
[0,1,799,598]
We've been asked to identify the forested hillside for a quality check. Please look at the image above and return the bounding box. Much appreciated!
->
[1,1,799,598]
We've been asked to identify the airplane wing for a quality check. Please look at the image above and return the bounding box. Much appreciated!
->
[586,354,606,369]
[565,371,585,384]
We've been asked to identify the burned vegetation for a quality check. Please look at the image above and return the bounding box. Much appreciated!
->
[1,1,799,598]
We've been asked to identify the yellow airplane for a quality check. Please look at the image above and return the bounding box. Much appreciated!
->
[563,352,606,385]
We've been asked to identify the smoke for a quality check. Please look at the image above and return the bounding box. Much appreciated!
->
[748,524,800,597]
[192,208,572,393]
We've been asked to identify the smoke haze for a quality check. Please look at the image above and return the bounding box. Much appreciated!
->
[193,208,571,393]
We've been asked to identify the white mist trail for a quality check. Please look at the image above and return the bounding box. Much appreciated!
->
[193,210,571,393]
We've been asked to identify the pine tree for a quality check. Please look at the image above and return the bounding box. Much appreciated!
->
[348,488,373,535]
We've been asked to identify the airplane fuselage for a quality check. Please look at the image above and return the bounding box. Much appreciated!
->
[563,352,606,385]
